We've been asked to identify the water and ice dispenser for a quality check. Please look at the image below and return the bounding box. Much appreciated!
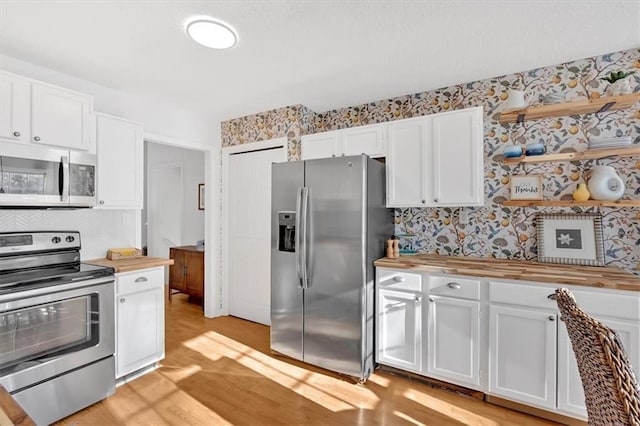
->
[278,211,296,252]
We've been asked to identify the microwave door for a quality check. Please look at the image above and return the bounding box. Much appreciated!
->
[0,142,67,206]
[68,151,96,207]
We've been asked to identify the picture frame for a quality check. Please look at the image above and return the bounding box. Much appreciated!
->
[198,183,205,210]
[510,175,543,200]
[536,213,604,266]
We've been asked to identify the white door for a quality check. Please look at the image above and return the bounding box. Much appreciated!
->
[148,163,183,280]
[489,304,557,410]
[0,71,30,143]
[376,288,423,373]
[428,296,481,388]
[431,106,483,206]
[228,146,284,325]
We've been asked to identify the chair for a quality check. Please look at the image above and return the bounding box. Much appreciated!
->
[555,288,640,426]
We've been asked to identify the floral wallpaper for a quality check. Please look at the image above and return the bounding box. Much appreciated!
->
[221,48,640,272]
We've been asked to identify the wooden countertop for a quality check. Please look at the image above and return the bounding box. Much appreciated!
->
[374,254,640,292]
[85,256,174,273]
[0,386,34,426]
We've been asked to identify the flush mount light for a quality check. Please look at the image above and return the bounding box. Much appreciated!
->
[185,17,237,49]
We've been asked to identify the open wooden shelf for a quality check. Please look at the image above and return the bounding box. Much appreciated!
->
[503,199,640,208]
[501,145,640,164]
[499,93,640,124]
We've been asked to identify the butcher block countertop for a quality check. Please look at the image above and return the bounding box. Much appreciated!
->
[374,254,640,292]
[0,386,34,426]
[85,256,174,273]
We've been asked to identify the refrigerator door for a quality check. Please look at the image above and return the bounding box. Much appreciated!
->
[303,155,368,378]
[270,161,305,360]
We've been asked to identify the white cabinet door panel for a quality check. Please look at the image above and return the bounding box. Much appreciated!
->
[341,124,386,158]
[489,304,557,410]
[31,83,92,151]
[301,131,339,160]
[0,71,30,143]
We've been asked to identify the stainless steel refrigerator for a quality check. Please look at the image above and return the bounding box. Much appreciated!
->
[270,154,393,381]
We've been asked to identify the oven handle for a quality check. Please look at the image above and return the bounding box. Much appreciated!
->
[60,155,70,203]
[0,276,114,306]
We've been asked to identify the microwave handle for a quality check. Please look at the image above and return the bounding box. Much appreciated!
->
[60,156,69,202]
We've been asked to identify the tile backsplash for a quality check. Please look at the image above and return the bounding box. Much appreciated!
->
[222,48,640,271]
[0,209,137,260]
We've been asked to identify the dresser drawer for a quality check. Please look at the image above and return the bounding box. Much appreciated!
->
[377,268,422,292]
[117,267,164,295]
[571,289,640,321]
[429,275,480,300]
[489,281,557,310]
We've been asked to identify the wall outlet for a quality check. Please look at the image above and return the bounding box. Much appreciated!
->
[459,209,469,224]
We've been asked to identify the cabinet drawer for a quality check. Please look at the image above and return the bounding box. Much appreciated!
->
[489,281,558,310]
[429,275,480,300]
[117,267,164,295]
[571,289,640,321]
[377,268,422,292]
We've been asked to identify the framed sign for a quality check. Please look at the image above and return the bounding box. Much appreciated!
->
[198,183,205,210]
[510,175,543,200]
[536,213,604,266]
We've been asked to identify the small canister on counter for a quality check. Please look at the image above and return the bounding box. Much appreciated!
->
[386,238,395,258]
[392,236,400,258]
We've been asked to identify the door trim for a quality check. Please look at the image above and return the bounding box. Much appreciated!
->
[221,137,288,315]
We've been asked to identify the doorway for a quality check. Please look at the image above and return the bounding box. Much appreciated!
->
[223,138,287,325]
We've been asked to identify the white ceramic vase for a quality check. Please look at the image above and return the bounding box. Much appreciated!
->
[605,79,632,96]
[587,165,625,201]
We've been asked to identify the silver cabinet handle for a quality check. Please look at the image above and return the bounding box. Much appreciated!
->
[33,136,41,141]
[120,298,126,303]
[447,282,461,290]
[415,296,422,303]
[428,297,435,302]
[134,276,148,283]
[547,294,557,301]
[99,200,105,205]
[421,199,426,203]
[393,276,405,282]
[13,131,20,137]
[548,316,555,321]
[434,198,439,203]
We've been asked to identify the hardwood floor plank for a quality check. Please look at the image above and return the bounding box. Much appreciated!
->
[58,294,561,425]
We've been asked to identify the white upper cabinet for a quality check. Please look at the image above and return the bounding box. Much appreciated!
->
[431,107,484,206]
[386,106,484,208]
[0,71,30,144]
[96,113,143,209]
[386,116,430,207]
[301,123,386,160]
[31,82,93,151]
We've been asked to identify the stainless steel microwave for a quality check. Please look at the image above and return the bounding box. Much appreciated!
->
[0,141,96,207]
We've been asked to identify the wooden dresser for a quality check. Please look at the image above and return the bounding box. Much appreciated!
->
[169,246,204,301]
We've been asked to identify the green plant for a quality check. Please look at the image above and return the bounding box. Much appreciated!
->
[600,71,635,83]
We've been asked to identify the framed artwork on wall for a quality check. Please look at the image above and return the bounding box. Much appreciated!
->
[536,213,604,266]
[198,183,205,210]
[510,175,543,200]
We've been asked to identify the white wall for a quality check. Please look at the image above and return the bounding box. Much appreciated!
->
[0,209,137,260]
[145,142,205,247]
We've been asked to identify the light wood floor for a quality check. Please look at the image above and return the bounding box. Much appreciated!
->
[59,294,560,425]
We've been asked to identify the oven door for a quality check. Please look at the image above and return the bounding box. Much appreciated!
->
[0,278,114,393]
[0,141,69,207]
[68,151,96,207]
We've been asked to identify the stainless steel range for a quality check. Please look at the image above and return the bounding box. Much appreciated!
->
[0,231,115,425]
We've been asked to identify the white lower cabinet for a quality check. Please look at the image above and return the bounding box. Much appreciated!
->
[115,267,165,379]
[488,304,558,410]
[428,296,480,388]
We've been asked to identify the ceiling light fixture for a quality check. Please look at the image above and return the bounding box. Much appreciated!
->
[185,17,237,49]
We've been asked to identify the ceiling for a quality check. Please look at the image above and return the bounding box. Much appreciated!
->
[1,1,639,124]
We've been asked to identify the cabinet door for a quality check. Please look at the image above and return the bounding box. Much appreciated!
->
[489,304,557,410]
[427,296,480,388]
[386,117,430,207]
[116,286,164,378]
[430,107,483,206]
[301,131,339,160]
[169,250,186,292]
[557,317,640,419]
[340,124,386,158]
[95,114,143,208]
[377,288,422,373]
[31,82,92,151]
[0,71,30,143]
[185,251,204,298]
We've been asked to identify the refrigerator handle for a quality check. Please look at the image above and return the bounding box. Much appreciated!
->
[300,187,310,289]
[295,187,304,288]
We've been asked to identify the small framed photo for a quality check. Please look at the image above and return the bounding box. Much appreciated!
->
[198,183,205,210]
[536,213,604,266]
[510,175,543,200]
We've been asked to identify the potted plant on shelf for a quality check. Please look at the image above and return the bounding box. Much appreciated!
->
[601,71,635,96]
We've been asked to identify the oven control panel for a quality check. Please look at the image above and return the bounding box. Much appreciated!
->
[0,231,81,255]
